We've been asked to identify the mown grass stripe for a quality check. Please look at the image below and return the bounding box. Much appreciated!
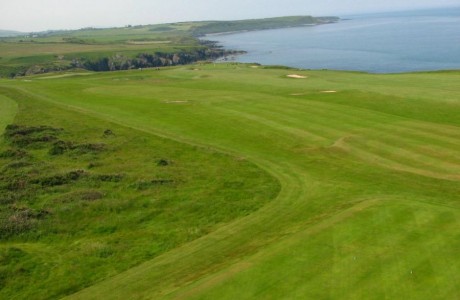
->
[0,94,18,135]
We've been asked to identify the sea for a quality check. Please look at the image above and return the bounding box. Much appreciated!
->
[209,7,460,73]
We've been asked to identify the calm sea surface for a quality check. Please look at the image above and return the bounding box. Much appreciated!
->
[209,8,460,73]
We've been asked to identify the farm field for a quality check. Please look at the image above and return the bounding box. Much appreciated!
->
[0,64,459,299]
[0,16,338,78]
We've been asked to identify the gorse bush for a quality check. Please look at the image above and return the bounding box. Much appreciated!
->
[4,124,62,147]
[31,170,86,187]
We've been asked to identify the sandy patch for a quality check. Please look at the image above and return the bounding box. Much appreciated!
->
[126,40,171,45]
[38,73,91,79]
[163,100,189,104]
[287,74,307,79]
[321,90,337,93]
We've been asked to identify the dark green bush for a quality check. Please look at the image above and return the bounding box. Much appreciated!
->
[53,190,105,203]
[49,140,73,155]
[0,208,50,238]
[157,159,170,166]
[95,174,123,182]
[103,129,114,136]
[4,124,61,138]
[32,170,86,187]
[3,161,31,169]
[72,143,105,154]
[4,124,61,147]
[0,149,27,158]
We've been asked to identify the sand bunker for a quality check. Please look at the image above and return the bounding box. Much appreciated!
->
[163,100,189,104]
[287,74,307,79]
[127,40,171,45]
[38,73,91,80]
[321,90,337,93]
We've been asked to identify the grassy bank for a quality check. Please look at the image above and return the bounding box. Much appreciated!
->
[0,78,279,299]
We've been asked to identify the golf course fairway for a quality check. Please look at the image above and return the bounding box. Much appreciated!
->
[0,64,459,299]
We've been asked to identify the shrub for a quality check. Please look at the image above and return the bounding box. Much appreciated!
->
[49,140,73,155]
[0,149,27,158]
[80,190,105,201]
[5,124,62,147]
[0,208,50,238]
[103,129,114,136]
[4,124,62,147]
[5,178,28,191]
[157,159,170,166]
[3,161,32,169]
[0,192,22,205]
[95,174,124,182]
[4,124,61,138]
[72,143,106,154]
[54,190,105,203]
[131,179,175,190]
[151,179,175,185]
[32,170,86,187]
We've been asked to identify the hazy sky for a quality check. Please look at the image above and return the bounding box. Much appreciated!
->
[1,0,459,32]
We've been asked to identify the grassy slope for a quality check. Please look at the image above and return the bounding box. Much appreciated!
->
[0,79,279,299]
[0,95,17,134]
[1,64,457,299]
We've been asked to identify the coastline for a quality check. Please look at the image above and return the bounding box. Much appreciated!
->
[201,19,339,64]
[202,22,326,37]
[206,10,460,74]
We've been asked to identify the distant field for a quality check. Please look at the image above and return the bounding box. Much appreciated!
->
[0,15,338,78]
[0,42,180,58]
[0,22,199,77]
[0,64,458,299]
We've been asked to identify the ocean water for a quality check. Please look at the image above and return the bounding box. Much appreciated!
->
[209,8,460,73]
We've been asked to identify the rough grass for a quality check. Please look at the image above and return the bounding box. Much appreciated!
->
[0,64,459,299]
[0,83,279,299]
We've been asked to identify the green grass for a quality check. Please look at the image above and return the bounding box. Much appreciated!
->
[0,95,17,134]
[0,80,279,299]
[0,64,459,299]
[172,200,459,300]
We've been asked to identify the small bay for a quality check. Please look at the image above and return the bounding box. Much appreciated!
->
[209,7,460,73]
